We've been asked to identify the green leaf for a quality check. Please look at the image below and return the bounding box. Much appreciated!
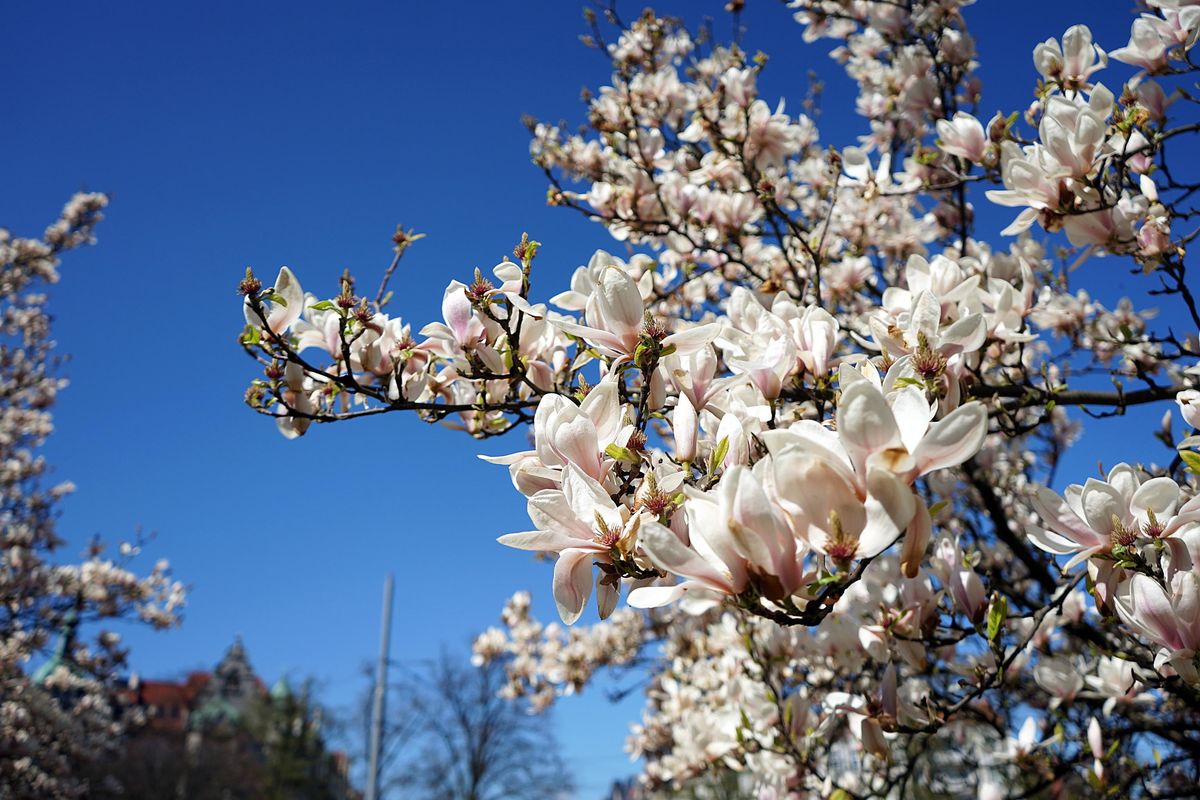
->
[987,596,1008,642]
[709,436,730,474]
[308,300,337,312]
[1180,449,1200,474]
[605,443,639,464]
[264,291,287,307]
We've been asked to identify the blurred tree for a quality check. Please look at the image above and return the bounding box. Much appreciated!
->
[0,194,183,799]
[355,651,572,800]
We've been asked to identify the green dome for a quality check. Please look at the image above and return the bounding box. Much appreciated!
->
[189,697,243,728]
[32,610,80,686]
[270,676,292,701]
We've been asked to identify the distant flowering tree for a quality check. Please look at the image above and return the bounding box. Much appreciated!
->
[0,195,184,799]
[239,2,1200,796]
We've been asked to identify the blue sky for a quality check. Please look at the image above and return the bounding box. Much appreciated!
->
[1,2,1163,796]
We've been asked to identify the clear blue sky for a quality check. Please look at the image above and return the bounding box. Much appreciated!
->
[1,2,1157,796]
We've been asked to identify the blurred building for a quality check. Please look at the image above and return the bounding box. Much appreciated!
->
[35,628,359,799]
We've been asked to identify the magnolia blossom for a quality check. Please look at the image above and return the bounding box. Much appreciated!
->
[1115,572,1200,680]
[936,111,987,163]
[551,263,717,363]
[1033,24,1106,89]
[244,266,303,335]
[1028,463,1183,569]
[1178,389,1200,429]
[498,465,645,623]
[233,2,1200,795]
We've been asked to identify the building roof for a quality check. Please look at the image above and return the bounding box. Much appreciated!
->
[31,609,80,685]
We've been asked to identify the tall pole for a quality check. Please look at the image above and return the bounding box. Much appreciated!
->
[365,573,394,800]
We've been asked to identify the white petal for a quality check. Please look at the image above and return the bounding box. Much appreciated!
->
[553,548,595,625]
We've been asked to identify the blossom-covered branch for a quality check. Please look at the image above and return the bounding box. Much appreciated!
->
[237,1,1200,795]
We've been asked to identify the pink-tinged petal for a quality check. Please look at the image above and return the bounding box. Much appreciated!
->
[497,530,590,552]
[509,461,560,497]
[859,626,889,662]
[859,470,916,557]
[492,260,523,284]
[940,314,987,355]
[533,394,570,468]
[725,467,784,572]
[553,548,595,625]
[905,254,931,294]
[662,323,720,357]
[261,266,304,334]
[683,490,749,592]
[416,320,451,341]
[869,315,907,358]
[627,581,701,609]
[1031,486,1105,547]
[505,293,544,319]
[902,500,932,578]
[596,575,619,620]
[912,402,987,476]
[276,414,306,439]
[880,663,898,719]
[1026,524,1083,556]
[1080,479,1125,536]
[1062,544,1105,572]
[478,450,535,466]
[1173,571,1200,629]
[911,291,941,340]
[861,718,890,759]
[639,519,734,593]
[1129,573,1185,650]
[837,380,901,474]
[441,281,474,346]
[1164,532,1200,577]
[553,414,602,480]
[580,378,621,445]
[891,386,933,456]
[1131,477,1181,520]
[1106,463,1139,503]
[550,317,627,354]
[1088,717,1103,760]
[673,393,698,463]
[1063,210,1115,248]
[1164,495,1200,538]
[773,449,860,534]
[527,490,593,540]
[999,207,1039,235]
[243,296,260,329]
[593,266,644,344]
[560,465,615,525]
[953,569,986,622]
[762,421,852,471]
